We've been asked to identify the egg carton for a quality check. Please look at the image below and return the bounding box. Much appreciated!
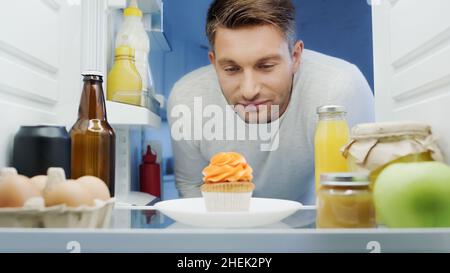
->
[0,198,115,228]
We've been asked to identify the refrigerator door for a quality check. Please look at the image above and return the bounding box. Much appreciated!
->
[0,0,82,167]
[373,0,450,161]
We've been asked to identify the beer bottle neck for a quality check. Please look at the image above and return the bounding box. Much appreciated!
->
[78,75,107,120]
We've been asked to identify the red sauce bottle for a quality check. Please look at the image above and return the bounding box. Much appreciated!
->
[139,145,161,198]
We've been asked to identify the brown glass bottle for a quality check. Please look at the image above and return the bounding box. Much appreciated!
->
[70,73,115,196]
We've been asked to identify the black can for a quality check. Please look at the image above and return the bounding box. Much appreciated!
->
[12,125,71,177]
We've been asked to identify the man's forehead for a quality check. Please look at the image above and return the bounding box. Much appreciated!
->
[213,25,289,63]
[217,54,283,65]
[214,25,286,44]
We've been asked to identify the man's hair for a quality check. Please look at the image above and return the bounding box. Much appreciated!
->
[206,0,297,51]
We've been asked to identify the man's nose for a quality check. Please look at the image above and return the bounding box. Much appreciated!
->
[240,71,260,101]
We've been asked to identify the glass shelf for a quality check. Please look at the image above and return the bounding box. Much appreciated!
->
[2,206,450,252]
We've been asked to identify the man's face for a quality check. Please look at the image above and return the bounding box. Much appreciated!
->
[209,25,303,123]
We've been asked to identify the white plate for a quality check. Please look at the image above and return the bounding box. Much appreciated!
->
[166,221,293,229]
[154,198,302,228]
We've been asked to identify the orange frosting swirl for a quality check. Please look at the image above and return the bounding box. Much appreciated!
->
[202,152,253,183]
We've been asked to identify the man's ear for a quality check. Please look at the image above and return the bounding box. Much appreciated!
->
[292,40,304,73]
[208,51,216,65]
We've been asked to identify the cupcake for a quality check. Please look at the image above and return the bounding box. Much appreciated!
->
[201,152,255,212]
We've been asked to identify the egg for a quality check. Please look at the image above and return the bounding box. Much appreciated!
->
[44,179,94,207]
[0,174,41,208]
[76,176,110,201]
[43,168,95,207]
[30,175,47,193]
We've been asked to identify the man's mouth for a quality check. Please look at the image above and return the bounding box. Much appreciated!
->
[237,101,270,112]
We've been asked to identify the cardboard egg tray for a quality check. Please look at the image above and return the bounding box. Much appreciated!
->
[0,198,115,228]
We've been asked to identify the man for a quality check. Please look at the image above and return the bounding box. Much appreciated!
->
[168,0,374,204]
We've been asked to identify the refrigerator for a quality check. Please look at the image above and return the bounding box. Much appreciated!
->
[0,0,449,253]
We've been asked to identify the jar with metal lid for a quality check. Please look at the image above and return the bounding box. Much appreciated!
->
[342,122,443,187]
[316,173,376,228]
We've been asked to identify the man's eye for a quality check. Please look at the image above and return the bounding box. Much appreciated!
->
[224,66,240,73]
[258,64,275,70]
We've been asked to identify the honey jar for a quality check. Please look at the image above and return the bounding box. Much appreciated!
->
[316,173,376,228]
[342,122,443,188]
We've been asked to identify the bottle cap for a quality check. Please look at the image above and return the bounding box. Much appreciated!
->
[124,0,143,17]
[81,70,104,77]
[320,172,369,187]
[317,105,346,114]
[142,145,157,164]
[115,46,135,57]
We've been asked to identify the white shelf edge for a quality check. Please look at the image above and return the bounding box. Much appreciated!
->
[106,100,161,128]
[149,30,171,52]
[143,7,171,52]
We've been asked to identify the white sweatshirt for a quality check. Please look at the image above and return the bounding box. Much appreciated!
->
[167,49,375,205]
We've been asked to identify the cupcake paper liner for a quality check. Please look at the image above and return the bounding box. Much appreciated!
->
[201,191,253,212]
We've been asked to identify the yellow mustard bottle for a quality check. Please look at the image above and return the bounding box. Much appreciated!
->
[107,45,142,106]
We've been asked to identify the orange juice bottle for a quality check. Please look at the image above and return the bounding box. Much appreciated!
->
[314,105,349,194]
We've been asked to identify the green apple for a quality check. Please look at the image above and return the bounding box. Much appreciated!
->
[374,161,450,228]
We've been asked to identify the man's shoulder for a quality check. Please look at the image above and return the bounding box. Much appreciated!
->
[168,65,218,105]
[297,49,369,93]
[302,49,355,71]
[174,64,217,87]
[293,49,372,111]
[302,49,359,78]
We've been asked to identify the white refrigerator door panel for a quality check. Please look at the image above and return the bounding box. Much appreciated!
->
[0,0,82,167]
[373,0,450,161]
